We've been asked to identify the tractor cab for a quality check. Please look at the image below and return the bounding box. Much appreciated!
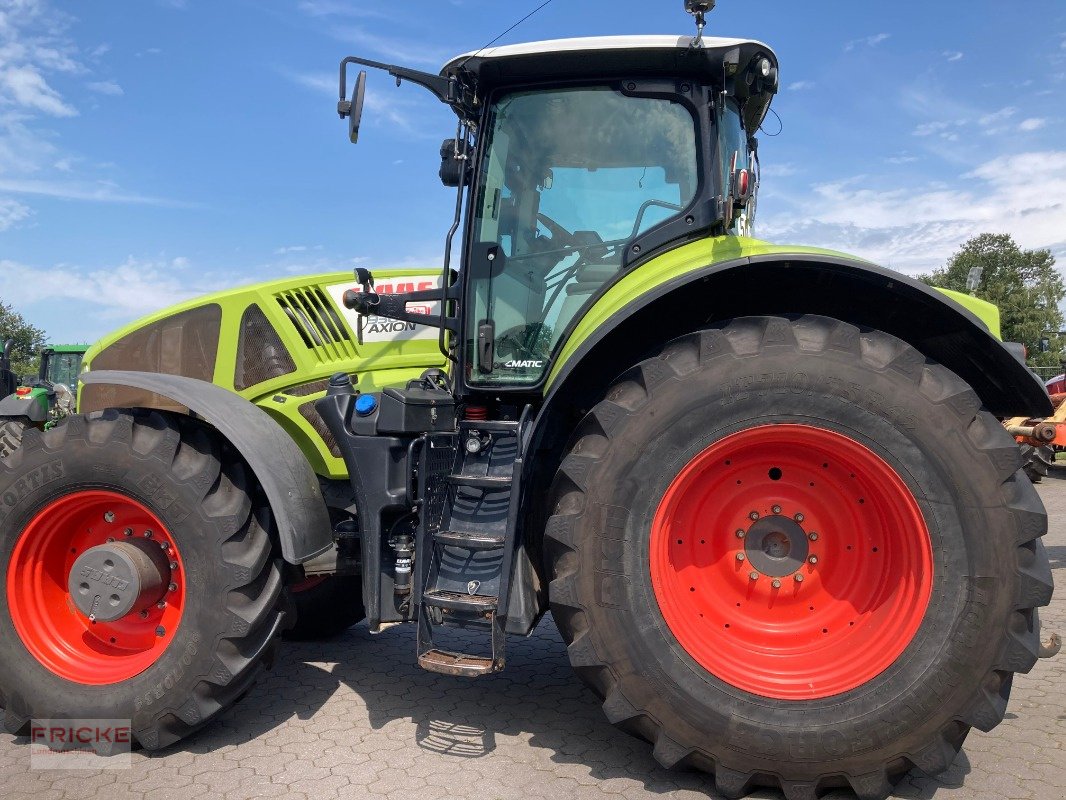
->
[36,345,87,389]
[337,34,778,392]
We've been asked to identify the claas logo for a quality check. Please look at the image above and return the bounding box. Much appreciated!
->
[348,280,436,294]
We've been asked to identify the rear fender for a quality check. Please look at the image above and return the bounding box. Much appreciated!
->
[80,370,332,565]
[0,390,48,423]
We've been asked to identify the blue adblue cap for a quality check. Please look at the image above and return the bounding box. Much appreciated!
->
[355,393,377,416]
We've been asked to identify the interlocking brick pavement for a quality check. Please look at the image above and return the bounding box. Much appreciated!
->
[3,478,1064,800]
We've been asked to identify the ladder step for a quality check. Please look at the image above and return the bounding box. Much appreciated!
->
[418,649,498,677]
[433,530,506,550]
[459,420,519,433]
[423,590,498,614]
[447,474,511,489]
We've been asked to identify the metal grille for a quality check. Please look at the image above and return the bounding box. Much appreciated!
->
[299,400,342,458]
[283,378,332,397]
[234,303,297,391]
[276,286,358,364]
[90,304,222,382]
[421,433,458,535]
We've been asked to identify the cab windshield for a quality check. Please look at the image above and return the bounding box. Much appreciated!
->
[466,85,698,385]
[43,351,83,386]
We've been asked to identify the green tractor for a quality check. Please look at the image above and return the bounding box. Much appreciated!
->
[0,5,1054,798]
[0,344,89,459]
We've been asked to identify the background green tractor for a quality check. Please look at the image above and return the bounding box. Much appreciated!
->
[0,5,1054,799]
[0,344,88,459]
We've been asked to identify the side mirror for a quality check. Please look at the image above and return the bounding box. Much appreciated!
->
[439,138,469,187]
[20,374,36,387]
[337,69,367,144]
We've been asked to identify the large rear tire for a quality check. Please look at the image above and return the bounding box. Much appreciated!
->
[0,418,29,460]
[545,316,1052,800]
[0,410,287,749]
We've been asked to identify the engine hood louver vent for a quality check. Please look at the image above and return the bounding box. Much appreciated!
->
[276,286,358,363]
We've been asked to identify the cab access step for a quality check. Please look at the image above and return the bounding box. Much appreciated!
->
[414,414,529,677]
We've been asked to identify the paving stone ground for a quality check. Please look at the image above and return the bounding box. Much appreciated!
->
[2,477,1064,800]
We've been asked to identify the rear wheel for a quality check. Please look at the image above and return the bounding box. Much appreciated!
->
[0,410,287,749]
[545,316,1052,800]
[0,418,29,460]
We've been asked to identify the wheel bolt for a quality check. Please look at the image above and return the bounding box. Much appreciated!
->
[159,542,170,551]
[808,532,819,541]
[123,528,133,537]
[735,529,745,538]
[156,626,165,637]
[771,505,781,515]
[794,573,804,582]
[794,513,805,522]
[749,571,759,581]
[749,511,759,521]
[157,600,167,609]
[809,555,818,565]
[736,553,745,562]
[144,530,153,539]
[168,582,177,592]
[106,537,115,543]
[771,579,781,589]
[169,561,178,571]
[139,610,149,619]
[104,511,115,523]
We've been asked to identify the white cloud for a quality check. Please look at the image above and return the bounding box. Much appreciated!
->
[943,51,963,62]
[0,256,227,327]
[885,153,919,165]
[0,65,76,116]
[274,245,308,254]
[86,79,122,96]
[979,106,1016,127]
[329,26,450,67]
[0,196,31,229]
[760,150,1066,273]
[0,176,193,206]
[845,33,890,52]
[1019,117,1046,132]
[760,163,798,178]
[787,80,814,91]
[297,1,392,19]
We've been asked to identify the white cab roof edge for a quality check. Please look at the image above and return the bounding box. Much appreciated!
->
[442,35,776,73]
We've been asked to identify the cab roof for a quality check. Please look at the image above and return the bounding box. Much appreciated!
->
[441,33,776,84]
[441,35,779,128]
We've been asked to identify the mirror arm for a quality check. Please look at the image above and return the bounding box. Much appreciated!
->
[338,56,456,114]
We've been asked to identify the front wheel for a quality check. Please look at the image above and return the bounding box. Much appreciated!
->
[0,410,287,749]
[545,316,1052,800]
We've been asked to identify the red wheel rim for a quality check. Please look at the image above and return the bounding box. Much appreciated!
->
[650,424,933,700]
[7,490,186,685]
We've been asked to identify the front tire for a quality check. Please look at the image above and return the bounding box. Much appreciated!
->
[0,410,287,749]
[545,316,1052,800]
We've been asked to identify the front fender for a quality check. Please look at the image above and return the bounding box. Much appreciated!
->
[80,370,332,565]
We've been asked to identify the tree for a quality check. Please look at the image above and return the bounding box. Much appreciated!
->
[918,234,1065,369]
[0,301,47,379]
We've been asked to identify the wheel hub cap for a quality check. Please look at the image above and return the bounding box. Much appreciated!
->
[68,540,172,623]
[744,515,808,577]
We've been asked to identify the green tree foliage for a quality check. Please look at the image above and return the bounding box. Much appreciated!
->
[918,234,1065,369]
[0,301,47,378]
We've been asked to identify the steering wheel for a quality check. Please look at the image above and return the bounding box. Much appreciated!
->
[495,322,551,362]
[536,213,577,248]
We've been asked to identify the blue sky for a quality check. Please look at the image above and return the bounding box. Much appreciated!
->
[1,0,1064,344]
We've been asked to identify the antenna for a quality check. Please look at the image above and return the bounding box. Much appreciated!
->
[685,1,716,48]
